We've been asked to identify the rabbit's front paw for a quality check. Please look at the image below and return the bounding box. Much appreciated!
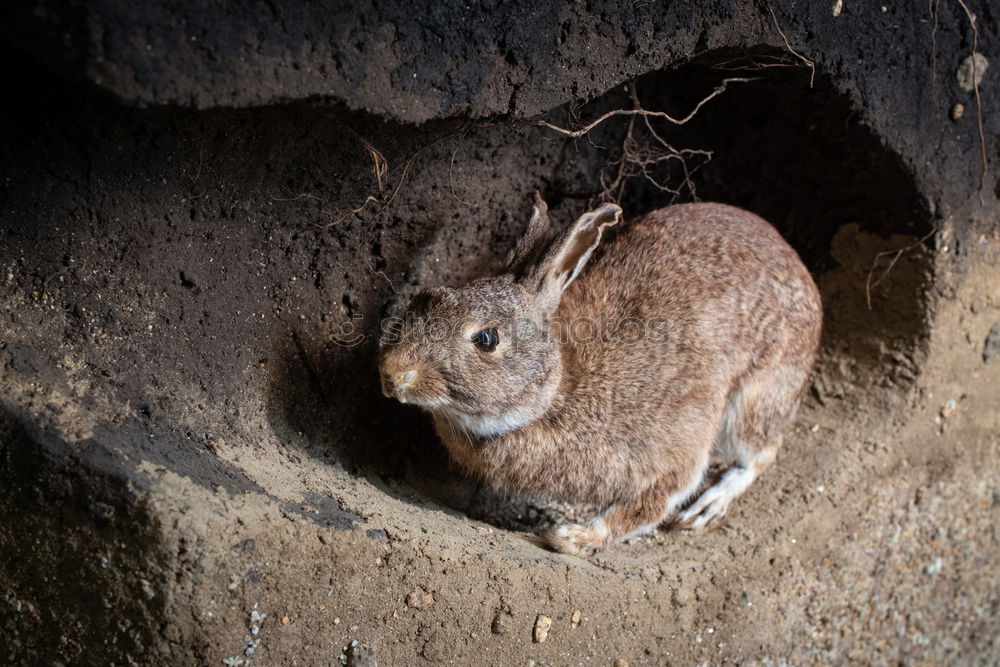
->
[544,518,611,555]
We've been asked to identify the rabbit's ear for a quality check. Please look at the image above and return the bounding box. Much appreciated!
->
[505,191,551,272]
[527,202,622,312]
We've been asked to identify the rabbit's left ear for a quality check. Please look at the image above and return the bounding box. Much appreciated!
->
[526,202,622,313]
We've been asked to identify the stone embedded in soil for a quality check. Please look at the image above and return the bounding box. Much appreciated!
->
[406,589,434,610]
[533,615,552,643]
[571,610,582,627]
[491,611,512,635]
[984,323,1000,363]
[346,644,378,667]
[957,52,989,92]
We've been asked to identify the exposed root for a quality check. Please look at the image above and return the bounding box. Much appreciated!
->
[361,140,389,194]
[865,227,937,310]
[270,141,405,228]
[768,6,816,87]
[533,78,752,204]
[596,82,713,204]
[531,77,755,138]
[866,0,989,308]
[929,0,940,97]
[711,53,803,73]
[366,257,400,295]
[449,124,487,210]
[955,0,988,198]
[317,155,415,229]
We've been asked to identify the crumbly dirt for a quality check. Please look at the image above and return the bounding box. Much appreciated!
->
[1,21,999,667]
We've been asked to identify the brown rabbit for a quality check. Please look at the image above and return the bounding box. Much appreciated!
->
[378,193,822,555]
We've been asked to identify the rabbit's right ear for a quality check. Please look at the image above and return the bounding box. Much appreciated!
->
[505,191,551,273]
[524,202,622,314]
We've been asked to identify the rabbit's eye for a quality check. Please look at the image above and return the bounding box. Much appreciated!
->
[472,327,499,353]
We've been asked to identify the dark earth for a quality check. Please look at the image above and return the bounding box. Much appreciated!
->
[1,1,998,664]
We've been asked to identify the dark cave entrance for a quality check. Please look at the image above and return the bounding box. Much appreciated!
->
[252,48,937,532]
[0,36,939,535]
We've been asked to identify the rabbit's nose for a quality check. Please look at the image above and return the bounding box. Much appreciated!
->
[382,369,417,399]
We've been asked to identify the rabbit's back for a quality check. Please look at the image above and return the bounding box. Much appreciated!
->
[503,203,823,502]
[559,202,821,378]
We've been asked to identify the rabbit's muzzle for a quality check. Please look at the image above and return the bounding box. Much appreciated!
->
[379,345,451,407]
[381,369,416,400]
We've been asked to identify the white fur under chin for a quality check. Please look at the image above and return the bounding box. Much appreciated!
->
[406,395,452,409]
[435,379,559,439]
[403,394,535,438]
[446,405,538,438]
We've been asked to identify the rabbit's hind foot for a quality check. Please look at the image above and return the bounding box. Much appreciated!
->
[675,447,777,530]
[544,518,611,556]
[544,468,706,555]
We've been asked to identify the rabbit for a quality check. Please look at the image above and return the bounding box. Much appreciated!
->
[378,192,822,555]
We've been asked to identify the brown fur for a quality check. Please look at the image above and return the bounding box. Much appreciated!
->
[379,197,822,554]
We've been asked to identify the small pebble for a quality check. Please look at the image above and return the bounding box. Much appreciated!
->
[957,52,988,92]
[280,616,290,625]
[613,660,630,667]
[951,103,965,120]
[984,323,1000,363]
[533,615,552,643]
[571,610,582,628]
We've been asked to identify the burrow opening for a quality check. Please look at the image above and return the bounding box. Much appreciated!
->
[0,42,937,538]
[366,48,936,529]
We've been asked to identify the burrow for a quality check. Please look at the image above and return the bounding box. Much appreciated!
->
[262,48,935,530]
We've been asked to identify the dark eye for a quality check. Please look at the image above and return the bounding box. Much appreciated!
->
[472,327,499,352]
